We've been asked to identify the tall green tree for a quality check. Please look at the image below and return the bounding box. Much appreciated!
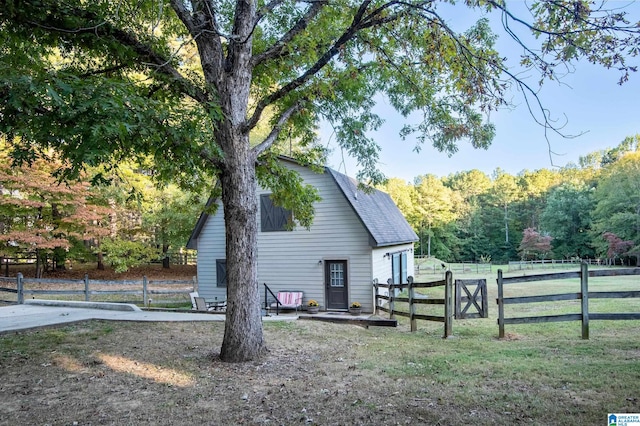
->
[444,170,493,261]
[540,182,594,259]
[491,168,520,245]
[413,174,459,259]
[592,151,640,265]
[144,185,207,268]
[380,178,419,226]
[600,135,640,166]
[2,1,639,361]
[516,169,561,230]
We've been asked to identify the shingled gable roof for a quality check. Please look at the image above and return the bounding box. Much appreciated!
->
[326,168,418,248]
[186,160,418,249]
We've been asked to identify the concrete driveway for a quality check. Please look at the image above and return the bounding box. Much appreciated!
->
[0,299,296,334]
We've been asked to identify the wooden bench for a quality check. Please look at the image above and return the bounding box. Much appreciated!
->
[269,291,303,314]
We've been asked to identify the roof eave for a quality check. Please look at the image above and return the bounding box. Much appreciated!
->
[185,196,218,249]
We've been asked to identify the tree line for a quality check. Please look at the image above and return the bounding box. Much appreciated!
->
[0,141,209,276]
[380,135,640,266]
[3,134,639,276]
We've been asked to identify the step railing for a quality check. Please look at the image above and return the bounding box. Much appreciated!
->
[263,283,282,315]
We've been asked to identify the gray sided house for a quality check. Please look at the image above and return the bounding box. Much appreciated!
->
[186,158,418,313]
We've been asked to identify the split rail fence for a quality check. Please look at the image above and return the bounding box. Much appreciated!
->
[497,264,640,339]
[0,273,196,307]
[374,271,454,338]
[507,258,626,272]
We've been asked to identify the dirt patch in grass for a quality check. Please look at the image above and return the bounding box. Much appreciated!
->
[1,321,411,426]
[2,319,638,425]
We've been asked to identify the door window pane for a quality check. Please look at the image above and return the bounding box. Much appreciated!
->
[330,263,344,287]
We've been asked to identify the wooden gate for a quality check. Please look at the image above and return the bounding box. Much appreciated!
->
[374,273,455,338]
[455,279,488,319]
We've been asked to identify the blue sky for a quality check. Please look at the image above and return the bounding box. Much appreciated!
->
[321,2,640,182]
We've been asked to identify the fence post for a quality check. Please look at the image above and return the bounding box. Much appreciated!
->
[143,276,148,307]
[408,276,416,332]
[581,262,589,340]
[372,279,379,316]
[444,271,453,338]
[387,278,395,320]
[454,279,461,319]
[83,274,89,301]
[497,269,505,339]
[17,273,24,304]
[481,279,489,319]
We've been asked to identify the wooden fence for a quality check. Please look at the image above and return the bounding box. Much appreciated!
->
[1,256,37,277]
[497,264,640,339]
[2,252,197,277]
[374,272,454,338]
[455,279,488,319]
[507,258,625,272]
[0,273,196,307]
[415,260,492,275]
[152,252,197,265]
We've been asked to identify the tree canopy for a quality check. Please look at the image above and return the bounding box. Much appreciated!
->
[1,0,639,361]
[379,136,640,265]
[0,143,112,275]
[0,145,207,274]
[592,150,640,258]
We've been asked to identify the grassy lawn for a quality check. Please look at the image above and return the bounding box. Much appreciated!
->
[1,316,638,425]
[1,264,638,425]
[368,264,640,424]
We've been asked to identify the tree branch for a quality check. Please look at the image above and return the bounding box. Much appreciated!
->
[245,0,411,133]
[22,0,209,104]
[252,0,328,67]
[79,64,128,78]
[103,27,210,104]
[251,101,304,159]
[174,0,226,88]
[256,0,286,23]
[487,0,640,36]
[428,9,581,166]
[227,0,258,74]
[170,0,198,35]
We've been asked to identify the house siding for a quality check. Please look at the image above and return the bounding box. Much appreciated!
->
[191,161,417,313]
[371,243,415,304]
[257,163,373,311]
[194,202,227,301]
[371,244,415,284]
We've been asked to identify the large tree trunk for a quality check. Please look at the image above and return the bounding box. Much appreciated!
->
[218,139,266,362]
[195,0,260,362]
